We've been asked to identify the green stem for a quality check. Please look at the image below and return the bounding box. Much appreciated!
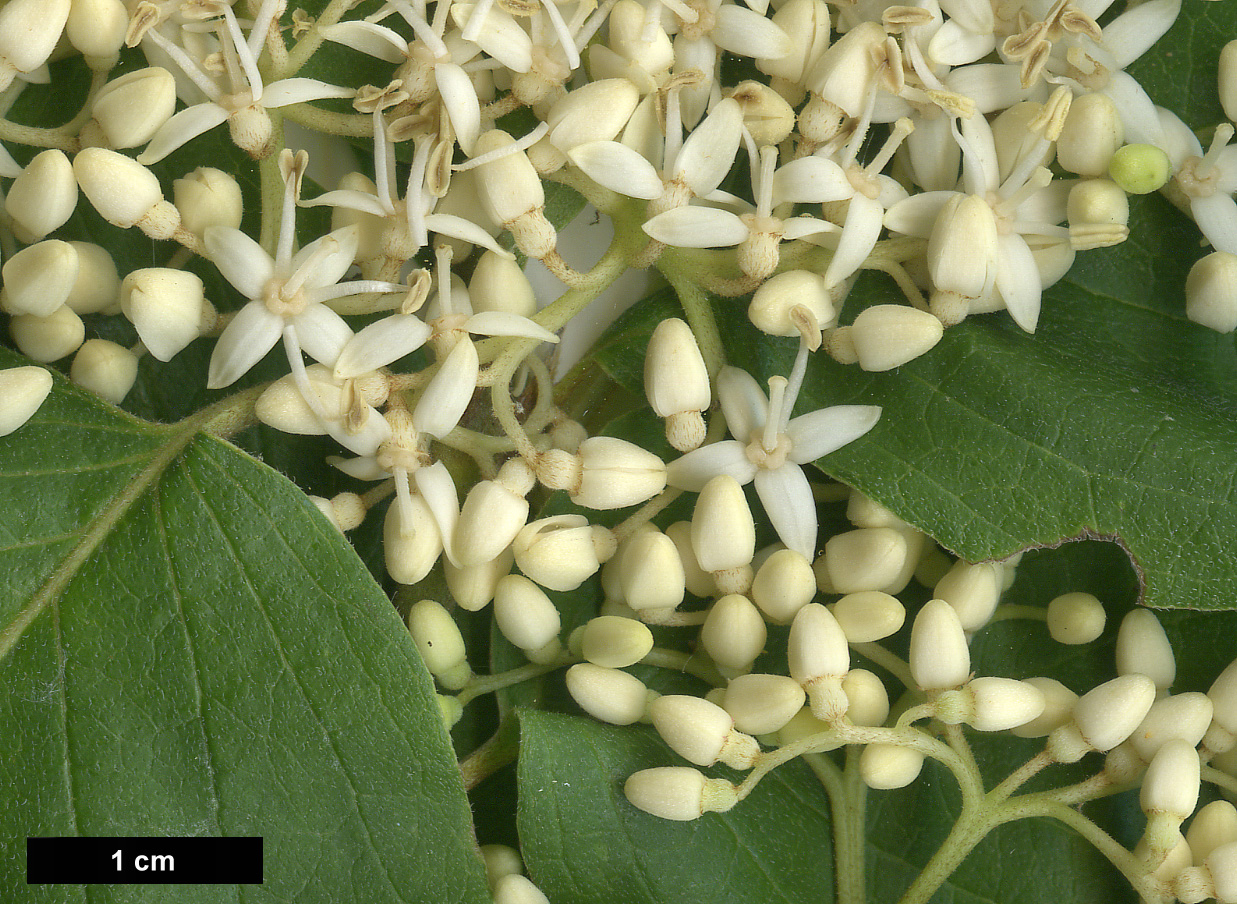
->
[661,266,725,376]
[459,716,521,790]
[840,747,868,904]
[896,802,996,904]
[640,646,727,687]
[456,655,573,706]
[284,0,362,76]
[1203,764,1237,797]
[990,604,1047,623]
[281,105,372,138]
[850,642,915,690]
[257,114,287,256]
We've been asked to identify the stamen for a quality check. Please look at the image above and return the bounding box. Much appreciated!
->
[283,325,332,422]
[663,88,684,176]
[540,0,581,70]
[1200,123,1236,177]
[451,121,549,170]
[390,0,449,59]
[394,467,416,537]
[781,337,810,433]
[763,376,788,451]
[372,109,398,214]
[406,138,435,247]
[756,145,778,218]
[435,244,456,317]
[864,117,915,176]
[141,25,223,101]
[306,279,407,306]
[284,237,340,298]
[658,0,699,24]
[999,166,1053,208]
[245,0,284,62]
[275,152,305,272]
[461,0,496,41]
[219,4,264,97]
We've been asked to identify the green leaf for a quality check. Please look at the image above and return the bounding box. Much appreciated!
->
[0,351,490,904]
[516,709,835,904]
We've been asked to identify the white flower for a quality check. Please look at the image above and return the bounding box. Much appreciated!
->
[667,340,881,557]
[1157,109,1237,256]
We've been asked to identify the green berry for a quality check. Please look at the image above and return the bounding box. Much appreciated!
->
[1108,144,1172,194]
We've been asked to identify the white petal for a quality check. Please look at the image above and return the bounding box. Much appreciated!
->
[434,63,481,156]
[204,227,275,299]
[414,339,478,438]
[261,77,355,108]
[424,213,512,257]
[772,157,853,204]
[712,6,792,61]
[415,462,461,566]
[291,226,359,290]
[666,440,758,491]
[642,206,749,247]
[782,217,839,240]
[674,98,743,196]
[334,314,432,378]
[452,5,532,72]
[1192,194,1237,256]
[884,191,956,238]
[1153,105,1202,169]
[300,188,391,218]
[138,103,229,164]
[674,36,715,128]
[786,405,881,463]
[939,0,994,34]
[320,21,408,62]
[327,407,392,457]
[754,463,816,558]
[0,143,21,178]
[329,454,390,481]
[568,141,665,200]
[207,301,283,388]
[291,305,354,365]
[994,233,1042,333]
[1105,73,1165,147]
[1105,0,1180,69]
[927,20,994,67]
[717,365,768,440]
[465,311,559,343]
[907,116,961,192]
[824,193,884,286]
[945,63,1027,114]
[959,111,1000,194]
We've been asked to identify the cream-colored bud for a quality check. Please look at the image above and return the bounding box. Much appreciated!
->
[455,479,529,567]
[620,528,685,613]
[645,318,709,452]
[934,561,1002,632]
[824,527,909,594]
[650,695,760,768]
[406,600,470,689]
[70,339,137,404]
[846,492,904,529]
[573,437,667,509]
[547,79,640,152]
[494,875,549,904]
[174,167,244,238]
[332,172,384,263]
[605,0,674,80]
[87,68,177,149]
[1117,608,1175,691]
[937,677,1046,732]
[1223,41,1237,125]
[11,306,85,362]
[991,103,1054,184]
[757,0,831,88]
[849,305,944,372]
[64,242,120,315]
[480,844,524,892]
[1208,842,1237,904]
[750,548,816,624]
[493,574,561,663]
[1130,693,1214,763]
[830,591,905,643]
[692,475,757,574]
[624,767,738,821]
[1045,592,1106,644]
[842,669,890,727]
[5,150,76,242]
[513,514,605,591]
[666,521,715,598]
[473,130,554,258]
[729,81,796,147]
[120,268,207,362]
[580,615,654,668]
[550,417,587,454]
[1048,674,1157,762]
[0,366,53,437]
[445,549,514,612]
[914,544,952,589]
[329,493,365,531]
[723,674,807,735]
[1210,661,1237,740]
[928,194,998,300]
[469,251,536,318]
[1,240,79,317]
[66,0,127,64]
[909,599,970,692]
[1056,92,1123,177]
[1068,179,1129,228]
[1189,802,1237,865]
[566,663,651,725]
[73,148,177,235]
[701,594,767,674]
[0,0,69,90]
[254,369,337,435]
[861,744,925,790]
[802,22,884,137]
[749,270,835,338]
[384,496,442,586]
[1186,252,1237,334]
[787,602,849,721]
[1011,677,1078,738]
[1142,738,1201,822]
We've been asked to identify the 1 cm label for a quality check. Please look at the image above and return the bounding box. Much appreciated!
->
[112,849,175,873]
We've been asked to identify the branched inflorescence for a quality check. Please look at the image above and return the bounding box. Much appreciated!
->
[2,0,1237,901]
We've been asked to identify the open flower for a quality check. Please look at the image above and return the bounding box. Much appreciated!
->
[667,339,881,557]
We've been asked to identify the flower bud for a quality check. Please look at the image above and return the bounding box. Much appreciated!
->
[1010,677,1078,738]
[1067,179,1130,250]
[454,479,530,566]
[580,615,654,668]
[566,663,652,725]
[480,844,523,892]
[861,744,924,790]
[849,305,944,372]
[1048,674,1157,762]
[1186,251,1237,334]
[70,339,137,404]
[824,527,910,594]
[756,0,831,90]
[174,167,244,238]
[801,22,884,142]
[620,528,685,614]
[469,250,536,318]
[650,695,760,768]
[0,366,53,436]
[494,875,550,904]
[937,677,1046,732]
[86,68,177,149]
[934,561,1002,632]
[66,0,127,65]
[73,148,180,238]
[842,669,890,727]
[1,240,79,317]
[494,574,562,663]
[665,521,715,599]
[844,491,902,529]
[547,79,640,153]
[1142,737,1201,822]
[788,602,850,721]
[729,81,796,147]
[571,437,667,510]
[701,594,767,674]
[928,194,999,301]
[1207,842,1237,904]
[1046,591,1106,644]
[749,270,835,338]
[624,767,738,821]
[473,129,556,259]
[65,242,120,315]
[406,600,471,689]
[513,514,608,592]
[5,150,76,242]
[909,599,970,692]
[384,495,442,585]
[1189,802,1237,865]
[691,475,756,574]
[1129,693,1214,763]
[750,547,816,624]
[11,306,85,362]
[1223,41,1237,126]
[0,0,70,91]
[1108,143,1171,195]
[1056,92,1123,177]
[445,549,514,612]
[723,674,806,735]
[602,1,674,86]
[1117,608,1175,691]
[830,591,905,643]
[645,318,709,452]
[120,268,208,362]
